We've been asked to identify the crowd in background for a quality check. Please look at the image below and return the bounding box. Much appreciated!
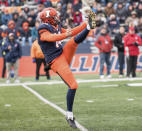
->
[0,0,142,45]
[0,0,142,82]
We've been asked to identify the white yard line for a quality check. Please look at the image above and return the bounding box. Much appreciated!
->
[22,84,88,131]
[91,84,119,88]
[77,77,142,83]
[127,83,142,87]
[0,77,142,87]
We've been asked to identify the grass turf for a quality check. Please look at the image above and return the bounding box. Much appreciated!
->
[0,86,79,131]
[30,82,142,131]
[0,74,142,131]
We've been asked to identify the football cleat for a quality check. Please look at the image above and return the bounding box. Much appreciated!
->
[66,117,77,128]
[88,10,96,29]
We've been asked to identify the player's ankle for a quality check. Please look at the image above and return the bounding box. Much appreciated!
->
[66,111,73,120]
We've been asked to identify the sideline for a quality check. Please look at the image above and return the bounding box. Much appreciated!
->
[0,77,142,87]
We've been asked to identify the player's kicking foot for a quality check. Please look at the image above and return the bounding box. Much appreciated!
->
[66,111,77,128]
[66,117,77,128]
[88,10,96,29]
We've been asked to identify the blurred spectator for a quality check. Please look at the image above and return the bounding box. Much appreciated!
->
[1,9,12,25]
[137,17,142,38]
[136,3,142,18]
[27,9,37,27]
[101,0,107,6]
[1,25,8,38]
[31,40,51,81]
[44,0,52,7]
[31,21,40,42]
[17,12,27,27]
[91,2,98,13]
[107,14,120,35]
[95,16,105,27]
[8,0,20,6]
[88,0,94,10]
[114,26,125,77]
[0,0,8,6]
[125,4,133,17]
[56,2,66,25]
[12,12,20,27]
[20,22,32,46]
[95,27,113,79]
[73,0,82,12]
[80,6,91,22]
[124,26,142,77]
[61,0,73,4]
[2,33,22,83]
[36,0,46,4]
[97,4,106,20]
[37,4,45,13]
[0,28,3,40]
[73,11,82,26]
[0,9,3,26]
[7,20,21,39]
[65,3,74,28]
[104,2,115,17]
[0,27,8,78]
[115,2,127,24]
[132,1,138,11]
[22,7,30,19]
[125,11,139,27]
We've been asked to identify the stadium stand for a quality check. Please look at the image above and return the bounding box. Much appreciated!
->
[0,0,142,77]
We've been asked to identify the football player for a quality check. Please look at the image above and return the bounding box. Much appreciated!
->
[38,7,96,128]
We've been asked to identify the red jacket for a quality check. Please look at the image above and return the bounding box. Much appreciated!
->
[95,34,113,53]
[73,12,82,25]
[123,33,142,56]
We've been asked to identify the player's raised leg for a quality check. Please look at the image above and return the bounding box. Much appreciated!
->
[63,10,96,65]
[63,25,91,65]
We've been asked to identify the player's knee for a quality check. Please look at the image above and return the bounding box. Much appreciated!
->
[70,82,78,89]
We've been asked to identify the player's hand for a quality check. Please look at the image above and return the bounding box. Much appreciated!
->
[88,10,96,29]
[32,58,36,63]
[66,29,72,37]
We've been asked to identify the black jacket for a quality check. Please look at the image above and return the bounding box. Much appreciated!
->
[2,38,22,63]
[114,33,125,53]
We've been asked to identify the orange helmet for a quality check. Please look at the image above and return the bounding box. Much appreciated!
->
[40,8,59,26]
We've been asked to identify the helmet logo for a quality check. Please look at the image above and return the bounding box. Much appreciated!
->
[46,10,50,18]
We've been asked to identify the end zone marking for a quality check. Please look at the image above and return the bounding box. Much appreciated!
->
[22,84,88,131]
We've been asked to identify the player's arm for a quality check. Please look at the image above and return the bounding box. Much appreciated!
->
[61,22,87,35]
[40,22,87,42]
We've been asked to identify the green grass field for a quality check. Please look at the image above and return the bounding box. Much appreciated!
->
[0,74,142,131]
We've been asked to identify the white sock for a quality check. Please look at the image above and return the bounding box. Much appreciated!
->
[66,111,73,120]
[87,24,91,30]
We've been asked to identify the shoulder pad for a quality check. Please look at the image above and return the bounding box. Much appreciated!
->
[38,23,54,33]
